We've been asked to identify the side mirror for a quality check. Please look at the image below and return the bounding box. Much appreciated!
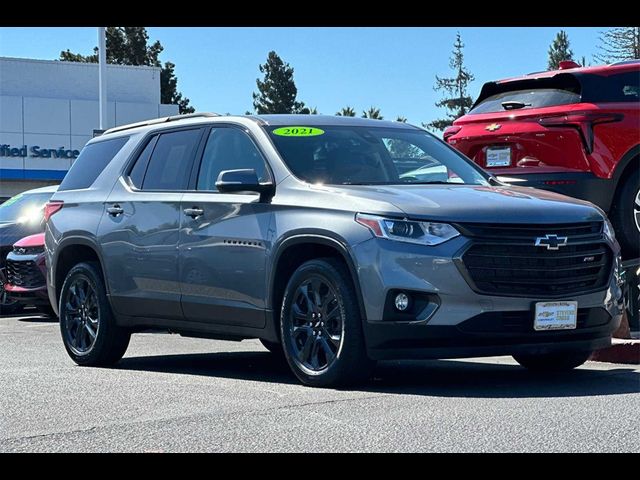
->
[215,169,275,201]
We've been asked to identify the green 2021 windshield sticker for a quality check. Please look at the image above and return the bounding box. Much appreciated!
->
[273,126,325,137]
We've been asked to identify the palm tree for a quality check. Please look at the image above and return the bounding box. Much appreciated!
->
[336,106,356,117]
[396,116,407,123]
[308,107,318,114]
[362,107,383,120]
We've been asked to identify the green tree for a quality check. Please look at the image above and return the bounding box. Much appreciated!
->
[59,27,194,114]
[547,30,574,70]
[595,27,640,63]
[252,51,308,114]
[362,107,383,119]
[336,106,356,117]
[427,32,475,132]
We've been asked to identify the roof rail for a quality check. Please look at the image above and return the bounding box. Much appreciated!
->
[103,112,220,135]
[609,59,640,66]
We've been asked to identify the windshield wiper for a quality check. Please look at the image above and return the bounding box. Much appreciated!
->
[501,101,531,110]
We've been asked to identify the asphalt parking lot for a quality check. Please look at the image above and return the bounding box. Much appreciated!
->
[1,311,639,453]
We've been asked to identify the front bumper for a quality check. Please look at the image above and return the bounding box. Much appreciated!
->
[4,284,50,305]
[4,251,49,306]
[352,236,623,361]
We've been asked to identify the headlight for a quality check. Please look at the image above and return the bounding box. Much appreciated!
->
[356,213,459,246]
[603,218,616,243]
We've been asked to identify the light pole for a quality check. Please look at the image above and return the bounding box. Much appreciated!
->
[98,27,107,131]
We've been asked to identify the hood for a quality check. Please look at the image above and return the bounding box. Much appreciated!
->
[14,233,45,248]
[317,184,604,224]
[0,221,45,248]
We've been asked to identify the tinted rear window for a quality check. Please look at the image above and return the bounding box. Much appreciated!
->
[58,137,129,191]
[141,129,201,190]
[470,74,581,114]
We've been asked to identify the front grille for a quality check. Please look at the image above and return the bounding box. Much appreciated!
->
[6,259,46,289]
[457,222,613,297]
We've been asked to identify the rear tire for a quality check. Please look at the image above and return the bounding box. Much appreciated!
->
[59,261,130,366]
[280,258,374,388]
[513,350,592,372]
[610,172,640,259]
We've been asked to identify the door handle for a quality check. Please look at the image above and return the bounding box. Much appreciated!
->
[184,207,204,218]
[107,205,124,216]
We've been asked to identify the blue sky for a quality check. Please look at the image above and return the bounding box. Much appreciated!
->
[0,27,605,125]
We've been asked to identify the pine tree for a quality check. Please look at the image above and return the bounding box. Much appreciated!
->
[252,51,308,114]
[595,27,640,63]
[427,32,475,131]
[548,30,574,70]
[59,27,194,114]
[336,106,356,117]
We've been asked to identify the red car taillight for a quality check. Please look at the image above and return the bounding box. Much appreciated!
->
[443,125,461,141]
[538,112,623,154]
[43,201,64,222]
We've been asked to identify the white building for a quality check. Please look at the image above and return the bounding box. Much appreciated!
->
[0,56,179,198]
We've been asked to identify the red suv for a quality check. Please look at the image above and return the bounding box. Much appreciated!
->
[445,60,639,258]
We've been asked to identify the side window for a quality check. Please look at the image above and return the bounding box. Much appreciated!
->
[196,128,269,191]
[58,136,129,191]
[585,72,640,102]
[141,129,202,191]
[128,136,157,189]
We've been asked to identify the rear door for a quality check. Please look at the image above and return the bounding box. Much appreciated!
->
[178,125,273,328]
[97,127,205,320]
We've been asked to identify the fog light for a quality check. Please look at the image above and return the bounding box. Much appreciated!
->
[394,292,410,311]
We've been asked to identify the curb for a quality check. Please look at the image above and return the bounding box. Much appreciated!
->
[590,339,640,365]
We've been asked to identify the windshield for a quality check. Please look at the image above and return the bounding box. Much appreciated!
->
[0,192,53,224]
[266,125,488,186]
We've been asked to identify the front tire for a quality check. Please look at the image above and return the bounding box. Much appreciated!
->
[611,173,640,258]
[513,350,592,372]
[59,262,130,366]
[280,258,374,388]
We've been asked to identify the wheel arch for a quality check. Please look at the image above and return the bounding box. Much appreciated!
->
[53,237,108,310]
[268,234,367,341]
[612,144,640,201]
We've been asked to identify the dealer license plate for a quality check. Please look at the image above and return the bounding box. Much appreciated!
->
[486,146,511,167]
[534,301,578,331]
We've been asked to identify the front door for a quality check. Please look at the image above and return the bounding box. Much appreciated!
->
[179,126,273,328]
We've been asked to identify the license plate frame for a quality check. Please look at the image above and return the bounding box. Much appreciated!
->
[534,301,578,331]
[486,146,511,167]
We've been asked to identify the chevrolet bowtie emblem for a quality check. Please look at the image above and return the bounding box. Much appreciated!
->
[485,123,501,132]
[535,234,568,251]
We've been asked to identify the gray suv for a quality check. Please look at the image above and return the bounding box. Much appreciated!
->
[45,113,625,387]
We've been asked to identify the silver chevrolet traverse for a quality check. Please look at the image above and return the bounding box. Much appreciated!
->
[45,113,625,387]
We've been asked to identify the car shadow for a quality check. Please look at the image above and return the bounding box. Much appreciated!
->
[116,350,640,399]
[16,314,58,323]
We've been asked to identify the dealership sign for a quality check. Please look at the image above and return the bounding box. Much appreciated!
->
[0,144,80,159]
